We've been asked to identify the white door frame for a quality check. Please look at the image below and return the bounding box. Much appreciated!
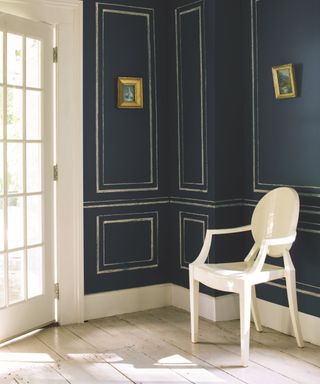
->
[0,0,84,324]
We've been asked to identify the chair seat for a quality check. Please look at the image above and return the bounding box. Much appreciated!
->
[193,262,285,293]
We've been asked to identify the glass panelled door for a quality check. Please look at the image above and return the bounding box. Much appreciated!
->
[0,14,54,341]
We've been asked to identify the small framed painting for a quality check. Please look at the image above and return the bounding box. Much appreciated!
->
[272,64,297,99]
[117,77,143,108]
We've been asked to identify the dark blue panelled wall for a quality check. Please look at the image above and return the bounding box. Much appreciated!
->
[84,0,320,319]
[83,0,171,293]
[244,0,320,317]
[168,0,246,294]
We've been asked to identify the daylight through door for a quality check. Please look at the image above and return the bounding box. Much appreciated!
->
[0,14,54,341]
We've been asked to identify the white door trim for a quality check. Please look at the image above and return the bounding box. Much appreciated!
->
[0,0,84,325]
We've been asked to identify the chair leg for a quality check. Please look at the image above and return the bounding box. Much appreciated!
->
[189,272,199,343]
[286,270,304,347]
[239,285,252,367]
[251,286,263,332]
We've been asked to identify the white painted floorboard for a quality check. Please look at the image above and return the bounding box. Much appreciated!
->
[0,307,319,383]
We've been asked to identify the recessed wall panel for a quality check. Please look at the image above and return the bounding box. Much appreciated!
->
[176,3,207,192]
[253,0,320,194]
[97,212,158,273]
[96,3,158,192]
[179,211,208,270]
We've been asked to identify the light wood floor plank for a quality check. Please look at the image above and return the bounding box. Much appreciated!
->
[155,306,320,369]
[67,322,195,383]
[120,309,303,384]
[0,331,61,362]
[146,307,320,384]
[36,326,133,383]
[50,360,132,384]
[91,316,244,384]
[215,317,320,367]
[0,362,67,383]
[0,307,319,383]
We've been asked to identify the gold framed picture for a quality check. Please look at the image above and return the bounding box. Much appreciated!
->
[272,64,297,99]
[117,77,143,108]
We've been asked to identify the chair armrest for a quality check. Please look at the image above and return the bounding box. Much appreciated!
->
[207,225,252,236]
[190,225,251,266]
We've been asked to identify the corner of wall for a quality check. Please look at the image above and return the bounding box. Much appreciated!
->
[171,284,240,322]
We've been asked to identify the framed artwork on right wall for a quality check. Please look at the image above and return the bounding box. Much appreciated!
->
[272,63,297,99]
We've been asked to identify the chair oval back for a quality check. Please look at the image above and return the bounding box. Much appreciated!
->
[251,187,300,257]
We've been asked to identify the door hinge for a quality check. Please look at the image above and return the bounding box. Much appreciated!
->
[53,165,58,181]
[54,283,60,300]
[53,47,58,63]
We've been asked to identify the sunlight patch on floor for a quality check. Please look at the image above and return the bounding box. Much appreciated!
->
[0,328,43,348]
[0,352,54,363]
[155,354,196,366]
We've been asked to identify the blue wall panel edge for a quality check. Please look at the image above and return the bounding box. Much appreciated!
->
[84,203,171,294]
[175,1,208,192]
[251,0,320,196]
[247,0,320,317]
[97,211,159,273]
[96,2,158,193]
[83,0,169,294]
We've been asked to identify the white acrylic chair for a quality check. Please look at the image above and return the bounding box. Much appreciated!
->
[189,187,304,366]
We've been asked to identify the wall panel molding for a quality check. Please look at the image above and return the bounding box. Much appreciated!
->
[251,0,320,196]
[84,196,244,209]
[96,2,158,193]
[179,211,209,270]
[96,211,158,274]
[175,1,207,192]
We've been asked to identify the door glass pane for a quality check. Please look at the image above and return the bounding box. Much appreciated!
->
[0,198,3,251]
[0,142,3,195]
[1,21,49,315]
[8,196,23,250]
[7,142,23,194]
[7,88,23,139]
[8,250,24,304]
[26,143,41,193]
[26,38,41,89]
[26,90,41,140]
[27,195,42,245]
[0,253,4,307]
[27,247,42,298]
[0,31,3,84]
[0,86,3,140]
[7,33,23,86]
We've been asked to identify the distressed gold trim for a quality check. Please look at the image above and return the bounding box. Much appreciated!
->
[272,63,297,99]
[117,77,143,109]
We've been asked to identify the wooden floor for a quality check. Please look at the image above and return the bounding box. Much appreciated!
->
[0,307,319,383]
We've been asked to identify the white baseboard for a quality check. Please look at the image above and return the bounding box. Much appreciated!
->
[257,298,320,346]
[84,283,239,322]
[171,284,240,321]
[84,283,172,320]
[84,284,320,346]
